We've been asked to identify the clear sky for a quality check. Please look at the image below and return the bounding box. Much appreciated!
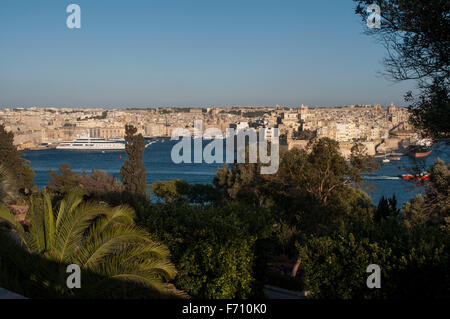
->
[0,0,416,108]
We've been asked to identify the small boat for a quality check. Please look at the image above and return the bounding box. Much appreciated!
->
[382,158,390,163]
[390,157,401,161]
[400,172,429,181]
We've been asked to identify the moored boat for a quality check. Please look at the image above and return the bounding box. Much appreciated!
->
[408,145,432,158]
[399,172,429,181]
[56,134,125,150]
[407,138,433,158]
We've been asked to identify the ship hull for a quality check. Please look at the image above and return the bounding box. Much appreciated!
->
[56,142,125,150]
[56,134,126,150]
[56,145,125,150]
[409,150,432,158]
[407,143,432,158]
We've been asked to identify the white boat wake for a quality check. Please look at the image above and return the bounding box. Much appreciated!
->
[363,176,401,180]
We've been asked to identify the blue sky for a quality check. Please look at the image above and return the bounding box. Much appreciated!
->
[0,0,416,108]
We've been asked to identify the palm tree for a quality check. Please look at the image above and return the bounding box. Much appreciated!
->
[0,164,16,205]
[0,190,186,298]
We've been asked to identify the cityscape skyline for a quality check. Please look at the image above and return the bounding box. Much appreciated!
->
[1,103,412,154]
[0,0,416,108]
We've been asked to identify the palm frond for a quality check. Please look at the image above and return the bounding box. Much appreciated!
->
[27,196,46,254]
[42,192,55,252]
[77,224,153,268]
[52,201,109,262]
[2,190,183,298]
[87,204,136,235]
[0,205,28,249]
[55,190,83,230]
[99,243,176,279]
[83,263,186,298]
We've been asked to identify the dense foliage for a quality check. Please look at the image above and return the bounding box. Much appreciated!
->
[0,124,36,194]
[299,224,450,299]
[297,157,450,298]
[214,138,377,276]
[120,124,147,197]
[48,164,124,198]
[143,186,275,298]
[1,121,449,299]
[403,158,450,232]
[407,78,450,139]
[0,191,184,298]
[0,164,16,205]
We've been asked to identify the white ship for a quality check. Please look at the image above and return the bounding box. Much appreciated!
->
[56,134,125,150]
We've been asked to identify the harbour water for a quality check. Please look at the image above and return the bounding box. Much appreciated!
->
[22,139,450,207]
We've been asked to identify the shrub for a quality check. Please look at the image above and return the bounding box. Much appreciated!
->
[144,201,273,298]
[298,229,450,299]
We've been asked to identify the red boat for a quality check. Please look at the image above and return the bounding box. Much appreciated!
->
[400,172,430,181]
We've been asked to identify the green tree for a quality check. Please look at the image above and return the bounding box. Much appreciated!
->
[214,162,268,206]
[403,158,450,232]
[47,164,124,199]
[47,163,81,195]
[353,0,449,138]
[149,179,190,203]
[0,165,16,205]
[375,195,400,223]
[298,227,450,299]
[0,191,185,298]
[79,169,124,197]
[120,125,146,197]
[407,78,450,139]
[213,141,280,207]
[354,0,449,82]
[213,138,377,277]
[0,124,35,194]
[144,199,274,298]
[276,139,364,204]
[350,142,379,174]
[267,139,375,229]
